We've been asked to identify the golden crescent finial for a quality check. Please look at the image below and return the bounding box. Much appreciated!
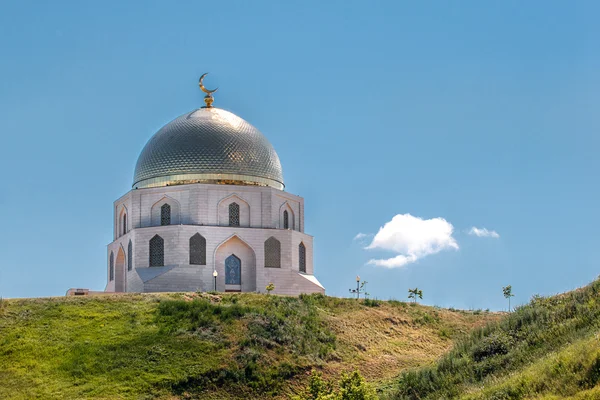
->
[199,73,218,108]
[199,73,218,94]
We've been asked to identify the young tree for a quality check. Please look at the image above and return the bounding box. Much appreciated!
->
[360,280,370,299]
[503,285,514,312]
[408,288,423,304]
[266,282,275,295]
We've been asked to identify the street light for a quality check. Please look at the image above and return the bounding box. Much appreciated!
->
[349,275,361,299]
[213,270,218,292]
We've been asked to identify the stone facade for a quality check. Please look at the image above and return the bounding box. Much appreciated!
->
[105,182,324,295]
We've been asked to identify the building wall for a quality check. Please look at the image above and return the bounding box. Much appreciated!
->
[106,183,321,295]
[113,183,304,235]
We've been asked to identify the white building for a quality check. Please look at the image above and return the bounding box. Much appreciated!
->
[105,77,325,295]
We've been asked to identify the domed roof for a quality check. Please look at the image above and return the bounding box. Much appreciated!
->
[133,107,284,190]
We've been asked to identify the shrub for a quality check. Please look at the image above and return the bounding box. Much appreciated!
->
[338,370,378,400]
[294,370,378,400]
[363,298,381,307]
[472,332,513,362]
[582,355,600,389]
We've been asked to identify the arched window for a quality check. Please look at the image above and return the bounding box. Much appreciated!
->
[123,214,127,235]
[189,233,206,265]
[149,235,164,267]
[127,240,133,271]
[225,254,241,285]
[161,204,171,226]
[229,202,240,227]
[283,210,289,229]
[264,237,281,268]
[109,251,114,281]
[299,242,306,273]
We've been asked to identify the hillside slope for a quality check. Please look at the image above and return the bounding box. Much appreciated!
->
[0,293,496,399]
[388,278,600,400]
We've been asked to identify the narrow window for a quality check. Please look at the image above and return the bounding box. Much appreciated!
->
[299,243,306,273]
[127,240,133,271]
[161,204,171,226]
[109,252,114,281]
[225,254,241,285]
[264,237,281,268]
[229,202,240,227]
[283,210,289,229]
[149,235,164,267]
[123,214,127,235]
[189,233,206,265]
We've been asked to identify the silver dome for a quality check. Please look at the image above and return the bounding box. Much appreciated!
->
[133,107,284,190]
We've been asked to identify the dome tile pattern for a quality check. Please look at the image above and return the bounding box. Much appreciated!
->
[133,108,284,189]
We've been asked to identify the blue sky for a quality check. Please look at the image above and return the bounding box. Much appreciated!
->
[1,1,598,310]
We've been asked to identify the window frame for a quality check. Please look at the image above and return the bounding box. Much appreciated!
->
[264,237,281,268]
[229,202,240,227]
[160,204,171,226]
[299,242,306,273]
[283,210,289,229]
[149,235,165,267]
[189,233,207,265]
[109,251,114,281]
[127,240,133,271]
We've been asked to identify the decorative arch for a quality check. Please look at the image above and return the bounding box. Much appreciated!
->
[149,235,164,267]
[217,194,250,227]
[299,242,306,273]
[190,233,206,265]
[264,237,281,268]
[279,202,295,230]
[150,196,181,226]
[214,234,257,292]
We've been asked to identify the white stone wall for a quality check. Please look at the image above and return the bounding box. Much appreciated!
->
[113,183,305,233]
[107,183,322,295]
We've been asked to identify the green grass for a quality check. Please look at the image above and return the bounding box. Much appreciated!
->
[0,292,497,399]
[461,335,600,399]
[387,278,600,400]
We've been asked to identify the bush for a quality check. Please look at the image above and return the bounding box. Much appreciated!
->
[472,332,513,362]
[582,355,600,389]
[294,370,378,400]
[363,298,381,307]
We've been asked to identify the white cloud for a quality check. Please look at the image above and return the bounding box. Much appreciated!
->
[468,227,500,238]
[353,233,370,241]
[365,214,459,268]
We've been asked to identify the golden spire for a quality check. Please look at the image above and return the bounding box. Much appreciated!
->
[199,73,218,108]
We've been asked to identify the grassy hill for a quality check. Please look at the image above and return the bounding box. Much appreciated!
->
[387,278,600,400]
[0,292,496,399]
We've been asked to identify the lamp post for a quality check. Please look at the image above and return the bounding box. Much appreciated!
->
[349,275,361,299]
[213,270,218,292]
